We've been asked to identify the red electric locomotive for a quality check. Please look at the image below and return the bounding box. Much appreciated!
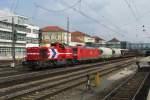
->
[72,46,101,61]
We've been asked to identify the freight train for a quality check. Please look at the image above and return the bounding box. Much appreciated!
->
[22,42,135,69]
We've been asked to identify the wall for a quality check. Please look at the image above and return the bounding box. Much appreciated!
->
[84,36,95,43]
[71,33,84,43]
[42,31,71,44]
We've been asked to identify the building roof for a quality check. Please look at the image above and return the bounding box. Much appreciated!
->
[92,36,105,41]
[84,34,91,37]
[41,26,66,32]
[71,31,85,35]
[108,37,120,42]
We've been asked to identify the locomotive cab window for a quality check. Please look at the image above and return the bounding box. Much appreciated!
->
[59,44,65,49]
[40,48,48,58]
[72,48,77,54]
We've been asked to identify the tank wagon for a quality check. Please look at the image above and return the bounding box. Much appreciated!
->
[98,47,113,58]
[112,48,122,57]
[98,47,123,58]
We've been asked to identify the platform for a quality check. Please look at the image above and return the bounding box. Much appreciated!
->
[147,89,150,100]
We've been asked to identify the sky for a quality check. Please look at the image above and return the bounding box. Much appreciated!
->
[0,0,150,43]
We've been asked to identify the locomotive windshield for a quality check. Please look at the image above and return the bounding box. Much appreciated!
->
[72,48,77,54]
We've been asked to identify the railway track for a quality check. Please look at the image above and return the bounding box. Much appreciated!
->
[0,57,135,79]
[102,71,150,100]
[0,58,136,100]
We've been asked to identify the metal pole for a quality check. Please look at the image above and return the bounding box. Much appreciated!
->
[11,17,16,67]
[67,17,69,45]
[38,29,42,46]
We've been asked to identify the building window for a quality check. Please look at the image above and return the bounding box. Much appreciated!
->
[0,31,12,40]
[33,29,39,34]
[0,31,26,41]
[17,34,26,41]
[0,47,11,56]
[0,47,25,58]
[26,28,31,33]
[27,37,38,44]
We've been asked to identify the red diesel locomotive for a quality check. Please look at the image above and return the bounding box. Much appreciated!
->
[23,43,101,69]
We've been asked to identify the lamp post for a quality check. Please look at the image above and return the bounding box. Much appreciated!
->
[38,29,42,46]
[67,17,69,45]
[11,17,17,68]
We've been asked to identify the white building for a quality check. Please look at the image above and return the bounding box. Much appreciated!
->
[84,34,95,43]
[25,24,39,47]
[0,15,27,60]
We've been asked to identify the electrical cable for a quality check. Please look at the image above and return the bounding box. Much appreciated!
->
[13,0,19,13]
[60,1,132,39]
[123,0,150,40]
[10,0,18,13]
[33,0,134,41]
[34,0,81,13]
[130,0,140,17]
[75,1,132,39]
[33,1,113,37]
[124,0,139,22]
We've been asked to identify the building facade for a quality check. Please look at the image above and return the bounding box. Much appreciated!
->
[84,34,95,43]
[70,31,85,46]
[106,37,121,48]
[26,24,39,47]
[0,16,27,60]
[93,36,106,44]
[41,26,71,46]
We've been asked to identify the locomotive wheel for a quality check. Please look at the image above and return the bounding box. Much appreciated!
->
[66,59,73,66]
[72,59,79,65]
[51,60,58,67]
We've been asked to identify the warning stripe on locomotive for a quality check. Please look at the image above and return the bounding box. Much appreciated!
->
[27,53,39,55]
[48,49,72,59]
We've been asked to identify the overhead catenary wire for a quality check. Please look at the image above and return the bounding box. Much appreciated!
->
[121,9,150,27]
[33,0,136,41]
[34,0,132,39]
[13,0,19,14]
[124,0,148,32]
[34,0,81,13]
[81,2,126,37]
[75,0,132,39]
[10,0,19,13]
[32,4,107,39]
[130,0,140,17]
[123,0,150,40]
[124,0,139,22]
[61,1,121,35]
[129,0,147,32]
[10,0,16,12]
[34,1,111,37]
[60,0,133,39]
